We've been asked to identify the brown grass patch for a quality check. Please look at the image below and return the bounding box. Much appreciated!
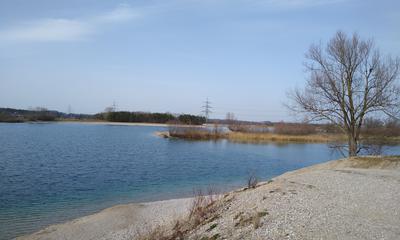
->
[344,156,400,169]
[227,132,342,143]
[168,126,227,140]
[137,188,221,240]
[234,210,269,229]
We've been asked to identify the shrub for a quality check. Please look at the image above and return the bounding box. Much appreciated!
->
[188,188,218,226]
[168,125,226,140]
[178,114,206,125]
[0,112,23,122]
[228,124,270,133]
[273,122,317,135]
[247,174,258,189]
[361,117,400,137]
[137,187,219,240]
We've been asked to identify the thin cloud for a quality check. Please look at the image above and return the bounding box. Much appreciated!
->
[180,0,345,8]
[274,0,344,7]
[253,0,346,9]
[0,4,139,43]
[96,4,139,23]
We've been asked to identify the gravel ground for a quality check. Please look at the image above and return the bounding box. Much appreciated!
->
[187,156,400,240]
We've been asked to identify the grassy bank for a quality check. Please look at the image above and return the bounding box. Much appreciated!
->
[163,127,400,145]
[226,132,341,143]
[168,126,227,140]
[164,127,344,143]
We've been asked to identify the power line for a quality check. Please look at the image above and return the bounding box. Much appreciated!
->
[112,101,117,112]
[67,105,72,114]
[201,98,212,122]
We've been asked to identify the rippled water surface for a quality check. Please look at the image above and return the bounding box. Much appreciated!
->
[1,123,398,239]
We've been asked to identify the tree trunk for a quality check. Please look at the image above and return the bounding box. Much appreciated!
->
[348,136,358,157]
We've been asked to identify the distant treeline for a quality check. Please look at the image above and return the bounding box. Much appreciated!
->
[211,119,272,126]
[0,107,94,123]
[96,111,206,125]
[0,108,59,122]
[227,119,400,137]
[0,107,207,125]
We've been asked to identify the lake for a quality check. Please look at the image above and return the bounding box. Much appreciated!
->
[0,122,398,239]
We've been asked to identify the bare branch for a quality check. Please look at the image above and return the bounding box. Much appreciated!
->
[287,31,400,156]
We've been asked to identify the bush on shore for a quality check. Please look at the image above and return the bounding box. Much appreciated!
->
[178,114,206,125]
[361,117,400,137]
[228,124,270,133]
[168,125,226,140]
[273,122,317,135]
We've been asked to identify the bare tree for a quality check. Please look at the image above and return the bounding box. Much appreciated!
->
[289,31,400,156]
[226,112,236,124]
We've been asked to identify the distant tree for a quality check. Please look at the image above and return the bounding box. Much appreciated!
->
[33,107,47,112]
[103,106,115,120]
[102,111,178,124]
[24,107,57,121]
[289,31,400,156]
[225,112,236,124]
[363,117,384,129]
[0,111,21,122]
[178,114,206,125]
[104,107,114,113]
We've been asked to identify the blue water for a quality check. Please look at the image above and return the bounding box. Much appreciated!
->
[0,123,398,240]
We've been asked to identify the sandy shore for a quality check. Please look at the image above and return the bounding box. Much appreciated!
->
[18,156,400,240]
[17,198,193,240]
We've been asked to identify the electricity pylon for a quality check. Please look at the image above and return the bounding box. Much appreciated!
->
[202,98,212,123]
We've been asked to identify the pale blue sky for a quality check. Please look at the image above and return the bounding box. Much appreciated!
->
[0,0,399,121]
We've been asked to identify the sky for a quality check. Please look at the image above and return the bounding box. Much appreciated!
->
[0,0,399,121]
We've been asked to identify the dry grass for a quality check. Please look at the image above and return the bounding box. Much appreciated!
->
[273,122,317,135]
[163,128,343,143]
[188,189,219,226]
[361,135,400,145]
[341,156,400,169]
[137,188,220,240]
[168,126,227,140]
[162,129,400,145]
[247,174,259,189]
[234,210,269,229]
[136,226,169,240]
[227,132,342,143]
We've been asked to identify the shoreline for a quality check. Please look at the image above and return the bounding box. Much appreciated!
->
[16,197,194,240]
[17,156,400,240]
[55,120,171,127]
[0,120,172,127]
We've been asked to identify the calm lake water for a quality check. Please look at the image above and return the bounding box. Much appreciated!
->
[1,123,399,239]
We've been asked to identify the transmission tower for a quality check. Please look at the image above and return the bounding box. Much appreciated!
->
[67,105,72,115]
[112,101,117,112]
[202,98,212,123]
